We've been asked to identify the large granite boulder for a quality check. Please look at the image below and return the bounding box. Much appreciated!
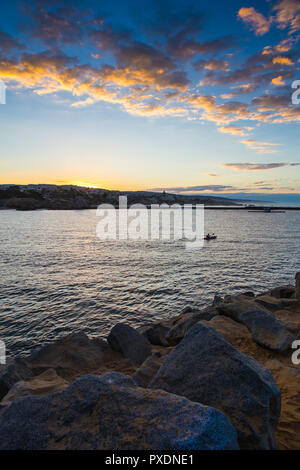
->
[0,372,239,450]
[166,307,218,346]
[107,323,151,365]
[255,295,299,312]
[0,369,69,408]
[201,315,251,349]
[166,317,200,346]
[0,357,33,401]
[239,310,295,353]
[150,323,281,450]
[138,322,170,346]
[216,302,249,322]
[27,332,110,372]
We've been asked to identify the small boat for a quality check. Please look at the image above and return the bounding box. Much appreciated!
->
[204,235,217,240]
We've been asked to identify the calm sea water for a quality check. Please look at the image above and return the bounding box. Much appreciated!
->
[0,209,299,356]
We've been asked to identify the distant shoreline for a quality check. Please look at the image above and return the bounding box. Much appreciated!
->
[1,184,300,211]
[1,206,300,211]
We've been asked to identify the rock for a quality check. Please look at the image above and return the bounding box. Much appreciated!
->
[0,369,69,408]
[150,323,281,450]
[243,291,255,298]
[138,322,170,346]
[107,323,151,365]
[239,310,295,353]
[217,302,247,322]
[270,285,295,299]
[296,273,300,300]
[213,295,223,306]
[180,306,194,314]
[0,357,33,401]
[255,295,299,312]
[166,317,199,346]
[133,354,165,387]
[28,332,109,371]
[0,372,239,450]
[166,307,218,346]
[201,315,251,348]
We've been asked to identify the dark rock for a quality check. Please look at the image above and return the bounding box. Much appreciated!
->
[213,295,223,306]
[239,310,295,353]
[216,302,247,322]
[296,273,300,300]
[28,332,108,371]
[180,306,194,314]
[243,291,255,298]
[166,307,218,346]
[269,285,295,299]
[150,323,281,450]
[139,323,170,347]
[107,323,151,365]
[166,317,199,346]
[0,372,239,450]
[255,295,299,312]
[0,357,33,401]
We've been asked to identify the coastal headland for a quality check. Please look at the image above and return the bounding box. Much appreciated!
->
[0,184,241,210]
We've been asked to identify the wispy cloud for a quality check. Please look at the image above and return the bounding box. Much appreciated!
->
[218,125,252,136]
[149,185,237,193]
[240,139,280,153]
[273,0,300,34]
[222,162,300,171]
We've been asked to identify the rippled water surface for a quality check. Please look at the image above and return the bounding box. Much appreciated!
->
[1,209,299,356]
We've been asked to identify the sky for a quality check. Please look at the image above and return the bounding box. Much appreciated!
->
[0,0,300,200]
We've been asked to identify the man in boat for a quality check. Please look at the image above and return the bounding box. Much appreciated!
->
[205,233,216,240]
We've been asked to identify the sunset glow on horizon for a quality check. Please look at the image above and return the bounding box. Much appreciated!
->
[0,0,299,201]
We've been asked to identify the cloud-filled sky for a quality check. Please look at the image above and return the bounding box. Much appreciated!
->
[0,0,299,197]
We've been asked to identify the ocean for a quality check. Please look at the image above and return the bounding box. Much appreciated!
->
[1,208,299,356]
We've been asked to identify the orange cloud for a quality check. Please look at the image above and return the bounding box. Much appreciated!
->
[238,7,271,36]
[271,75,286,85]
[218,126,249,136]
[273,0,300,34]
[272,56,294,65]
[240,139,280,153]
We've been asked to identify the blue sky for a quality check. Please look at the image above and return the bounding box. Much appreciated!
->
[0,0,299,199]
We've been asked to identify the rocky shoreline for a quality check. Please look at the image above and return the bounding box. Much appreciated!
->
[0,273,300,450]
